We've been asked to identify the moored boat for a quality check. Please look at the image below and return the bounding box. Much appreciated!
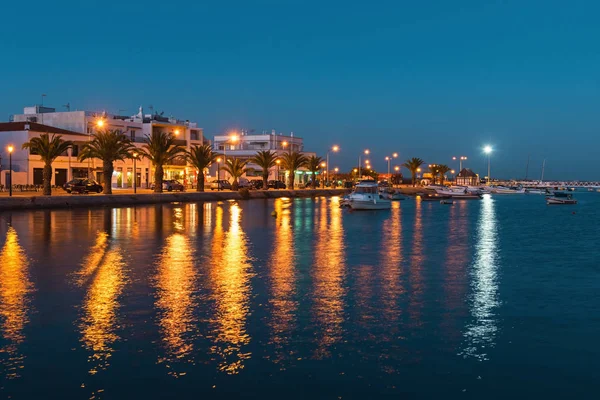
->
[546,192,577,205]
[490,185,526,194]
[347,181,391,210]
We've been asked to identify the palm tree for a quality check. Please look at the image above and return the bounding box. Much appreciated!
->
[22,133,73,196]
[428,164,440,185]
[221,157,249,190]
[140,130,186,193]
[187,144,220,192]
[306,155,323,189]
[250,150,278,190]
[438,164,451,185]
[401,157,425,187]
[78,130,135,194]
[280,151,308,189]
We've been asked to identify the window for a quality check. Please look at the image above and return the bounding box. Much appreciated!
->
[191,130,199,140]
[130,130,136,141]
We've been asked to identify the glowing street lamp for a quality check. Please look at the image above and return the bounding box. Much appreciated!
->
[96,119,105,128]
[132,152,139,193]
[276,159,281,182]
[216,157,222,189]
[384,152,398,176]
[7,145,14,197]
[326,145,339,187]
[484,146,493,184]
[358,149,370,180]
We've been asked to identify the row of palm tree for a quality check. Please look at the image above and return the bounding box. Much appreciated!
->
[21,129,323,195]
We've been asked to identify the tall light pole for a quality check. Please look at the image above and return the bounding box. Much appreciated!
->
[452,156,468,172]
[321,162,327,188]
[222,133,238,181]
[132,152,138,193]
[358,149,369,180]
[385,152,398,178]
[333,167,339,187]
[326,145,339,187]
[7,145,14,197]
[484,146,492,184]
[276,159,281,183]
[216,157,222,190]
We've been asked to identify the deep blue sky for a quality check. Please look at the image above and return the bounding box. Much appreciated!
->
[1,0,598,180]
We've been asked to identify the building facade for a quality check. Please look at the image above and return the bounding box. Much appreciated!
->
[8,105,207,188]
[211,130,316,184]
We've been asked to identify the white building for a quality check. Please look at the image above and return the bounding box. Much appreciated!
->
[6,105,207,188]
[212,130,316,184]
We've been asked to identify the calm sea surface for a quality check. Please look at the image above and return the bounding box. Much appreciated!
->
[0,194,599,399]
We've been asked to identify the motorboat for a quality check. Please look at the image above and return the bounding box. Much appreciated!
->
[347,181,391,210]
[546,192,577,205]
[440,199,454,205]
[525,188,549,195]
[433,186,483,199]
[418,193,451,201]
[490,185,526,194]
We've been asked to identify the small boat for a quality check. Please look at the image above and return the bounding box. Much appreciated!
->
[383,191,407,201]
[433,186,483,199]
[440,199,454,205]
[525,188,548,195]
[419,193,451,201]
[347,181,391,210]
[490,185,526,194]
[546,192,577,205]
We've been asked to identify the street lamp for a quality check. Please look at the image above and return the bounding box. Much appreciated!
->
[326,145,339,188]
[132,152,138,193]
[358,149,369,179]
[216,157,222,190]
[7,145,14,197]
[320,161,327,188]
[222,133,239,180]
[484,146,492,184]
[276,159,281,183]
[452,156,468,171]
[384,153,398,177]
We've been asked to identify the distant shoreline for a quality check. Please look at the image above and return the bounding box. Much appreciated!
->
[0,189,351,211]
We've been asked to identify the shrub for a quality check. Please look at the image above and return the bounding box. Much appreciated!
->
[238,188,251,200]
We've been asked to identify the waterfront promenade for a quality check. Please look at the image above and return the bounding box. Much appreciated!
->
[0,188,350,210]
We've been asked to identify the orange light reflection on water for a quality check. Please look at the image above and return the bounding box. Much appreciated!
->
[312,197,346,359]
[209,203,253,374]
[268,199,297,363]
[0,228,33,380]
[78,232,127,375]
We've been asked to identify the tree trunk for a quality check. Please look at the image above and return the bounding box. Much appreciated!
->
[197,171,205,192]
[288,173,294,190]
[232,178,239,191]
[103,161,113,194]
[262,172,268,190]
[312,173,317,189]
[154,164,164,193]
[43,162,52,196]
[440,174,445,185]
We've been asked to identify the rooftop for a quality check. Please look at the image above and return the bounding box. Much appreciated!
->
[0,122,89,137]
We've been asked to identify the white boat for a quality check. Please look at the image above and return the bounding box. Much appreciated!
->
[546,192,577,205]
[347,181,391,210]
[525,188,548,195]
[490,185,526,194]
[433,186,482,199]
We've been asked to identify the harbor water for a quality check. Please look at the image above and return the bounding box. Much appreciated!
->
[0,194,599,399]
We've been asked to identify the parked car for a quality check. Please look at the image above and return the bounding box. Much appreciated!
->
[267,180,287,189]
[64,178,103,194]
[151,180,185,191]
[163,180,185,192]
[210,180,232,190]
[249,180,264,189]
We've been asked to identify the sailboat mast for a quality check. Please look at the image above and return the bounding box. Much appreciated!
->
[525,154,530,180]
[541,159,546,182]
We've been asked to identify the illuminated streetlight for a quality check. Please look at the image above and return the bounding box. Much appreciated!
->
[96,119,104,128]
[394,166,400,172]
[484,146,493,184]
[7,145,14,197]
[174,129,180,136]
[326,145,339,187]
[358,149,370,180]
[132,152,139,193]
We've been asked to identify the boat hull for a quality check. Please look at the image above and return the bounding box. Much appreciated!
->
[546,198,577,205]
[349,199,392,210]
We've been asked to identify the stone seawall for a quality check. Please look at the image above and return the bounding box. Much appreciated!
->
[0,189,350,211]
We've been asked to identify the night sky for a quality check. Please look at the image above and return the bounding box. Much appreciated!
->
[1,0,598,180]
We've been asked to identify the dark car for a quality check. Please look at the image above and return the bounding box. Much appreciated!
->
[267,180,287,189]
[163,180,185,192]
[64,178,103,194]
[249,180,264,189]
[210,180,232,190]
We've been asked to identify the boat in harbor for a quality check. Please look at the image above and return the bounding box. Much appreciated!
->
[346,181,391,210]
[546,192,577,205]
[525,188,550,195]
[433,186,483,199]
[419,193,451,201]
[490,185,526,194]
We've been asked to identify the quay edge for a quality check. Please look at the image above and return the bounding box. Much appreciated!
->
[0,189,351,211]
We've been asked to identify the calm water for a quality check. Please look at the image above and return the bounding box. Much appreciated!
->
[0,194,599,399]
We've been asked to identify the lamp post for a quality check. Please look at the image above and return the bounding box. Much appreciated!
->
[321,162,327,188]
[222,133,238,181]
[385,153,398,178]
[452,156,468,172]
[7,145,14,197]
[275,159,281,183]
[358,149,369,180]
[132,152,138,193]
[326,145,339,188]
[216,157,222,190]
[484,146,492,184]
[333,167,339,187]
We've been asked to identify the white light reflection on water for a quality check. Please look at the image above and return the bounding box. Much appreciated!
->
[461,195,500,360]
[0,227,33,381]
